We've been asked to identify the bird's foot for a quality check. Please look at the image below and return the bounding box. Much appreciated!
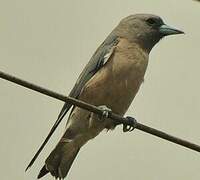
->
[123,116,137,132]
[98,105,112,120]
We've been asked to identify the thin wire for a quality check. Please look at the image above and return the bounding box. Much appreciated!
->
[0,70,200,169]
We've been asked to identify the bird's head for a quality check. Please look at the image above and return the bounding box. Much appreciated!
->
[114,14,184,52]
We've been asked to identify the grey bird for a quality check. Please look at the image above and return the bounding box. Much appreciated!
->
[26,14,183,179]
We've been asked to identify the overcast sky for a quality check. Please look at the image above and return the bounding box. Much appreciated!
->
[0,0,200,180]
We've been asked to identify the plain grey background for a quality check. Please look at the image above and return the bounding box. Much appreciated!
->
[0,0,199,179]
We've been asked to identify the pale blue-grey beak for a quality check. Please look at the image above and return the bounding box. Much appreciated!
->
[159,24,184,36]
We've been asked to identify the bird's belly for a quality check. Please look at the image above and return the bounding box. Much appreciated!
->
[72,66,144,132]
[66,39,148,140]
[79,63,145,116]
[66,74,143,143]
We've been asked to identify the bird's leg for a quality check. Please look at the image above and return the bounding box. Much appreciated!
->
[97,105,112,121]
[123,116,137,132]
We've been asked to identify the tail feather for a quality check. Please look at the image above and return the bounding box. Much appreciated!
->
[58,148,80,178]
[37,165,49,179]
[26,103,73,171]
[37,141,80,179]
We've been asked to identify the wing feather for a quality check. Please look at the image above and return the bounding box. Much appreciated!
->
[26,34,119,170]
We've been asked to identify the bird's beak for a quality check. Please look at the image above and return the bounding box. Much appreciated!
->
[159,24,184,36]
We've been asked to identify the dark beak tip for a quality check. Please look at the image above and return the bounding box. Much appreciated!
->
[177,30,185,35]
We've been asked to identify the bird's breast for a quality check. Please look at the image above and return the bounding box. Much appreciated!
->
[80,39,149,116]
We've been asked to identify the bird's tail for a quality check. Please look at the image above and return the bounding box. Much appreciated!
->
[37,139,80,179]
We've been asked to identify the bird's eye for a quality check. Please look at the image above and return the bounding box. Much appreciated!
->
[146,18,157,25]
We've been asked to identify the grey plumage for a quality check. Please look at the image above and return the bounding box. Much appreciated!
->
[26,34,119,170]
[26,14,183,179]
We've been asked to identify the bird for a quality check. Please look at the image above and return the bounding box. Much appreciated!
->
[26,14,184,179]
